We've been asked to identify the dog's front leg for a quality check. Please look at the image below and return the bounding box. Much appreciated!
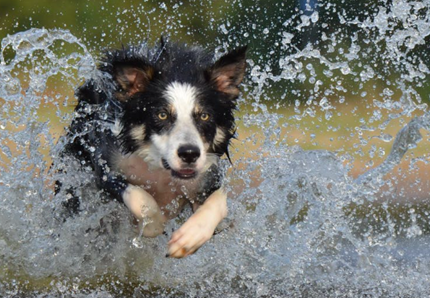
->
[123,185,167,237]
[167,188,227,258]
[92,148,167,237]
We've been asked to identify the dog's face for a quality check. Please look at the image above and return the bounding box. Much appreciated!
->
[96,43,247,180]
[131,81,220,179]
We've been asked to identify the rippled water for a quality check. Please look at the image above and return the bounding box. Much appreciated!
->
[1,1,430,297]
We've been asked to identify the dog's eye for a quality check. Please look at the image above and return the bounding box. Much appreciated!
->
[200,113,210,121]
[158,112,168,120]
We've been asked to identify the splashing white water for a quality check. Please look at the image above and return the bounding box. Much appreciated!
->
[1,1,430,296]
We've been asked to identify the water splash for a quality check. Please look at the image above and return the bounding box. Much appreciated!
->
[356,112,430,186]
[1,1,430,296]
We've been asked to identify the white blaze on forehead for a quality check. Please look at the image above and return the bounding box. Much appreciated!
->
[164,82,198,119]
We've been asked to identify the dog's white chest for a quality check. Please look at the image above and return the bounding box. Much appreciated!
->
[113,152,199,216]
[114,152,163,185]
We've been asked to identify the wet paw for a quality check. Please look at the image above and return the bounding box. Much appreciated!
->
[166,209,217,258]
[123,185,166,237]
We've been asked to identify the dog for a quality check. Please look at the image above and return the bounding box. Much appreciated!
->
[56,39,247,258]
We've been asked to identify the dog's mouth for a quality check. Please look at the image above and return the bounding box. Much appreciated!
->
[172,168,197,179]
[162,159,197,180]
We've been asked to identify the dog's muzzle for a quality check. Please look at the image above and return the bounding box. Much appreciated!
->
[161,145,200,180]
[177,145,200,164]
[162,157,198,180]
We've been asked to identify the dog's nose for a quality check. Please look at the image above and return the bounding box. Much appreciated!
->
[177,145,200,164]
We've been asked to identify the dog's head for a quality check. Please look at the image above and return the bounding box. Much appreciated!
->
[80,42,247,180]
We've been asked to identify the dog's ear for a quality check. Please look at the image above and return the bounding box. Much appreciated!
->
[113,63,155,99]
[208,46,247,98]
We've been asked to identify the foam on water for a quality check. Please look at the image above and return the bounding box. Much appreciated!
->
[1,1,430,296]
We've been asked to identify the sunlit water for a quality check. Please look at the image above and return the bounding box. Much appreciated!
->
[1,1,430,297]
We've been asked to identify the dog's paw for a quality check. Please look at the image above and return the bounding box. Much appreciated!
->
[166,208,218,258]
[123,185,166,237]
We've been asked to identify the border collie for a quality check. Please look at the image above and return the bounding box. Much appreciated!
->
[57,39,247,258]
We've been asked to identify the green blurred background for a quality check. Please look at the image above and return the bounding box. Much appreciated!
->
[1,0,429,104]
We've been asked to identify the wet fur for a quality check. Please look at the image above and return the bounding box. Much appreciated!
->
[58,40,246,258]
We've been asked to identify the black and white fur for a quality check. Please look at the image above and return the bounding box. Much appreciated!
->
[57,40,246,258]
